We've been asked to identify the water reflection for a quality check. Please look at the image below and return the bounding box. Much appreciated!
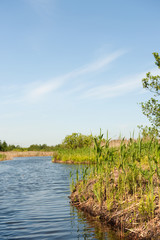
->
[70,203,120,240]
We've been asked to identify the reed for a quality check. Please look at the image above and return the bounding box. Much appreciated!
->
[70,131,160,236]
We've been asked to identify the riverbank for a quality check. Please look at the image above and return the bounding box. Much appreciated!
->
[52,140,130,164]
[70,179,160,239]
[0,151,54,161]
[69,134,160,239]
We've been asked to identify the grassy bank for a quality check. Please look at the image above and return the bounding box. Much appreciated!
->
[52,147,95,163]
[0,154,6,161]
[70,133,160,239]
[51,139,129,164]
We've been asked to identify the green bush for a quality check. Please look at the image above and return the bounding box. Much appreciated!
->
[62,133,94,149]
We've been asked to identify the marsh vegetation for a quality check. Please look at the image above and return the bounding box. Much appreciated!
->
[70,131,160,239]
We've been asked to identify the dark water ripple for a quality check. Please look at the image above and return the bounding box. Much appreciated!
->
[0,157,119,240]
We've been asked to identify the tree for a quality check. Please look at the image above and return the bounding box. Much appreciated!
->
[140,52,160,134]
[0,141,8,151]
[62,133,93,149]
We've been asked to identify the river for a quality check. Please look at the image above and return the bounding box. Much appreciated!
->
[0,156,120,240]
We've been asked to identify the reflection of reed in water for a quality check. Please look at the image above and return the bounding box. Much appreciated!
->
[70,204,121,240]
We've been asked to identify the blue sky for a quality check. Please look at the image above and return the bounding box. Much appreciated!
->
[0,0,160,146]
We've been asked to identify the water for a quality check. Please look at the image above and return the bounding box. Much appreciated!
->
[0,157,120,240]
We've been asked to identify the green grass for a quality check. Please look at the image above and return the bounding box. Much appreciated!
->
[0,154,6,161]
[52,147,95,163]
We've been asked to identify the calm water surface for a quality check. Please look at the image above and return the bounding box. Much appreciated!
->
[0,157,120,240]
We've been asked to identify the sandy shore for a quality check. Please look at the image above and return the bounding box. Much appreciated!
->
[0,151,54,161]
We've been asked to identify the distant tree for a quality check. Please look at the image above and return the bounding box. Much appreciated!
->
[28,144,40,151]
[140,52,160,135]
[7,144,16,151]
[62,133,93,149]
[28,144,54,151]
[2,141,8,151]
[41,144,48,150]
[0,141,8,151]
[0,141,2,151]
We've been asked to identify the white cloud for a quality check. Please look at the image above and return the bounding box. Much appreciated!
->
[28,50,125,101]
[83,79,140,99]
[28,78,63,101]
[82,68,160,99]
[73,50,125,76]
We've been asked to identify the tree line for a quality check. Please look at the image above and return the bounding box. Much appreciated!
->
[0,141,58,152]
[0,133,94,152]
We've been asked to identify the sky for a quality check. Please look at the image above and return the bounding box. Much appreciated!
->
[0,0,160,146]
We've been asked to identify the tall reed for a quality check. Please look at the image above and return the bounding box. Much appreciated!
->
[71,131,160,230]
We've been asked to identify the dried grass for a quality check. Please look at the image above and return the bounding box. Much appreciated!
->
[1,151,54,160]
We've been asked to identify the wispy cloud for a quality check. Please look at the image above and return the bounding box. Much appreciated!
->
[83,78,141,99]
[28,50,125,101]
[28,78,64,101]
[73,50,125,76]
[82,68,160,99]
